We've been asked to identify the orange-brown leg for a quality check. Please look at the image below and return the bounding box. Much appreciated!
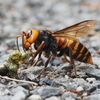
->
[30,41,46,63]
[31,53,41,67]
[64,54,71,63]
[37,54,52,78]
[67,47,77,77]
[32,41,46,59]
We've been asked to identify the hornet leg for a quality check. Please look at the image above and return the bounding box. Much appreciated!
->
[37,54,52,78]
[30,41,46,62]
[67,47,77,77]
[31,53,41,67]
[64,54,71,63]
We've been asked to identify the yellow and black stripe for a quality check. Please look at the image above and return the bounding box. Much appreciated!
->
[58,38,93,64]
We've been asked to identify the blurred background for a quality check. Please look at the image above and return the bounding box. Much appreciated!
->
[0,0,100,38]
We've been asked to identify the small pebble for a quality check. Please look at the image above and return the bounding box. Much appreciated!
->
[45,96,60,100]
[76,86,84,92]
[87,86,97,93]
[11,91,26,100]
[65,75,69,79]
[82,92,88,97]
[28,95,42,100]
[86,78,96,83]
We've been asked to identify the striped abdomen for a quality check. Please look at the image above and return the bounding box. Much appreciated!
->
[58,37,93,64]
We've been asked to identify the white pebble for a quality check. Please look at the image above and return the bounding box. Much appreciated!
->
[76,86,84,92]
[86,78,96,83]
[82,92,88,97]
[45,96,59,100]
[28,95,41,100]
[65,75,69,79]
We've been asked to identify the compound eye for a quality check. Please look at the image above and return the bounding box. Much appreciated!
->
[26,30,32,39]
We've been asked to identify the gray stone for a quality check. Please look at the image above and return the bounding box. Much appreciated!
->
[51,78,73,88]
[92,57,100,68]
[5,39,16,47]
[0,54,9,63]
[18,82,32,90]
[63,97,76,100]
[61,63,72,71]
[0,96,12,100]
[7,81,17,88]
[0,87,11,96]
[43,79,54,85]
[11,86,28,96]
[92,80,100,87]
[21,66,43,75]
[93,89,100,94]
[86,69,100,79]
[61,92,77,100]
[51,77,91,91]
[30,86,64,98]
[52,59,62,66]
[11,91,26,100]
[83,94,100,100]
[87,86,97,93]
[28,95,42,100]
[45,96,60,100]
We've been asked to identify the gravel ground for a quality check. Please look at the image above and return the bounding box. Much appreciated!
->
[0,0,100,100]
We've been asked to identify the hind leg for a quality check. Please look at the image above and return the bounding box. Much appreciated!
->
[58,47,77,77]
[67,47,77,77]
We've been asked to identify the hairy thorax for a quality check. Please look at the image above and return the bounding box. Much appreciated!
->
[34,30,58,57]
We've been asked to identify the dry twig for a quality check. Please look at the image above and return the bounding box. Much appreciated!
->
[0,83,6,87]
[0,75,38,85]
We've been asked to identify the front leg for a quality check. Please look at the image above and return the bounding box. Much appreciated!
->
[64,54,71,63]
[37,54,52,78]
[33,41,46,59]
[31,53,41,67]
[30,41,46,63]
